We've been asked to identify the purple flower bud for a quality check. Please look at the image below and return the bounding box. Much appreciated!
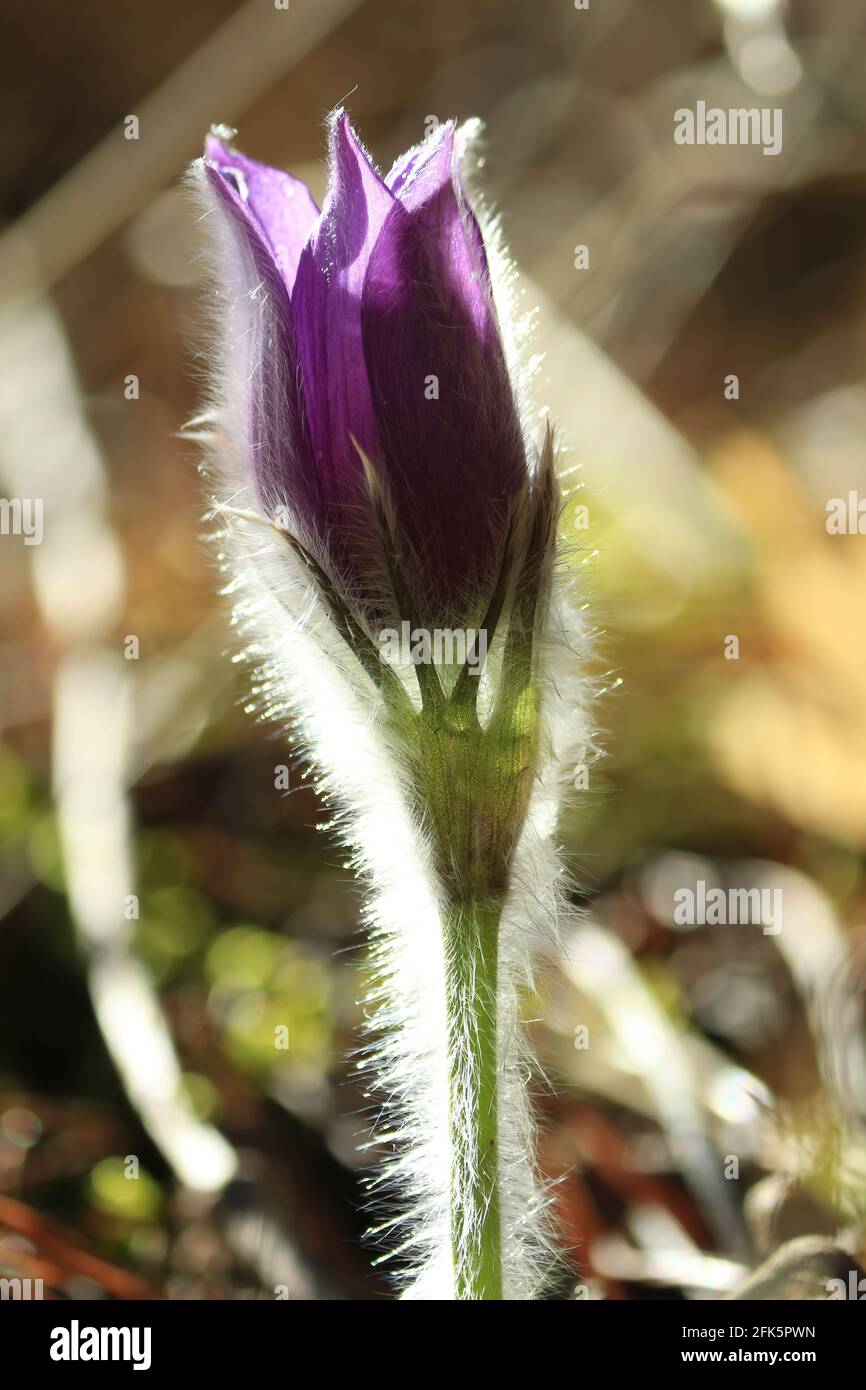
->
[199,111,532,629]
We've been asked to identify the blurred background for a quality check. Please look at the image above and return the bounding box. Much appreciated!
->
[1,0,866,1300]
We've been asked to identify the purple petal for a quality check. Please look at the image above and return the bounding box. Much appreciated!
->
[385,131,437,195]
[387,119,484,200]
[202,161,323,529]
[205,133,319,293]
[361,124,527,618]
[290,111,394,522]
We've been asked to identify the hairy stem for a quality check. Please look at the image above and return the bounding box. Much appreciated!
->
[391,617,543,1298]
[443,896,503,1299]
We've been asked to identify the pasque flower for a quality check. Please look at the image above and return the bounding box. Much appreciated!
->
[202,111,529,629]
[190,111,589,1299]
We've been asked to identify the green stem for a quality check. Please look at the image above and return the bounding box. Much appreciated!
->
[443,896,503,1300]
[393,646,541,1299]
